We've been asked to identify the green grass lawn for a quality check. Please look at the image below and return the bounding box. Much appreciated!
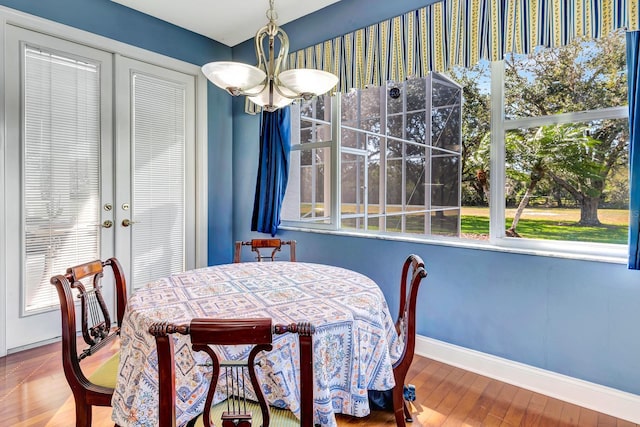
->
[302,203,629,244]
[461,208,628,244]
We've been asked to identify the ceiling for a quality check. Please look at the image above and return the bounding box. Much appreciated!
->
[110,0,342,47]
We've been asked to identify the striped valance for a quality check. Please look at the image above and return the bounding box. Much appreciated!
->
[288,0,640,92]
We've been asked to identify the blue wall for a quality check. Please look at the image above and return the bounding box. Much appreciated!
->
[229,0,640,397]
[5,0,639,401]
[0,0,234,265]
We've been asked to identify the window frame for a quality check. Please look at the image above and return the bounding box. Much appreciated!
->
[283,59,629,264]
[286,97,341,231]
[489,60,628,261]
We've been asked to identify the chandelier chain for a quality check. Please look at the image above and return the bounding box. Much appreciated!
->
[266,0,278,23]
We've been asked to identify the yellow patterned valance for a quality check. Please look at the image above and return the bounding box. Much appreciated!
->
[289,0,639,92]
[246,0,638,113]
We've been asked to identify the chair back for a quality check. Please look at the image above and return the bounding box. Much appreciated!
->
[150,318,315,427]
[50,257,128,425]
[392,254,427,427]
[233,239,296,262]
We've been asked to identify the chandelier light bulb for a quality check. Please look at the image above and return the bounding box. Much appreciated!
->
[200,0,338,112]
[201,62,266,96]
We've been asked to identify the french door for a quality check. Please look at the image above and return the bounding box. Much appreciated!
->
[3,25,198,351]
[114,56,197,290]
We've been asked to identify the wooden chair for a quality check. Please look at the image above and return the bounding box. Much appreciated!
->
[392,254,427,427]
[149,318,315,427]
[50,257,128,427]
[233,239,296,262]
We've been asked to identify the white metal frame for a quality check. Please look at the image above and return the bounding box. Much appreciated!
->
[287,96,339,230]
[285,77,464,237]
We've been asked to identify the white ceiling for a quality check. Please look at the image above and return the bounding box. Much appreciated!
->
[110,0,341,47]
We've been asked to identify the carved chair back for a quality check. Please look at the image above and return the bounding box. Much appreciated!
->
[50,257,128,426]
[150,317,315,427]
[392,254,427,427]
[233,239,296,262]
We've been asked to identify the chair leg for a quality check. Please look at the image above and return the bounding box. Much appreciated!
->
[392,383,407,427]
[403,401,413,422]
[75,400,92,427]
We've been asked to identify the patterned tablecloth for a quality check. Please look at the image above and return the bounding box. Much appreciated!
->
[111,262,401,427]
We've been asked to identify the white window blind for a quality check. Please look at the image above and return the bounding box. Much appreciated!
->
[23,46,101,313]
[131,73,185,288]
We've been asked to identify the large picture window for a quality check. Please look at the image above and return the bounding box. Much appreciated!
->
[500,30,629,248]
[283,29,629,260]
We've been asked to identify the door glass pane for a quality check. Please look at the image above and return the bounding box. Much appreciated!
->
[367,138,381,216]
[341,152,365,217]
[296,147,330,221]
[386,215,403,233]
[131,73,186,288]
[387,115,403,138]
[406,78,426,111]
[405,156,426,208]
[23,46,101,313]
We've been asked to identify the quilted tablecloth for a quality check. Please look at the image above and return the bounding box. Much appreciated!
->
[111,262,400,426]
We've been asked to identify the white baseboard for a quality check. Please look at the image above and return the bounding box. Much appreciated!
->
[6,336,60,355]
[415,335,640,424]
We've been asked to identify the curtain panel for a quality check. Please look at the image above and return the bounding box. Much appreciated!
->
[287,0,639,93]
[251,107,291,237]
[628,30,640,269]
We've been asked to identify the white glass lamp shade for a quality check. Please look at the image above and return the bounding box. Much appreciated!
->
[201,61,266,95]
[278,69,339,97]
[247,83,295,111]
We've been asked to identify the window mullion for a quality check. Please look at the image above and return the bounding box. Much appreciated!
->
[331,94,341,230]
[504,106,628,130]
[379,85,388,232]
[490,60,506,242]
[311,115,317,218]
[425,76,432,235]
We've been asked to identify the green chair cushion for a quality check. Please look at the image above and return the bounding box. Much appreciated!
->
[194,398,299,427]
[87,351,120,389]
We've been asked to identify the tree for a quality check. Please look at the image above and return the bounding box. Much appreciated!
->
[504,30,628,226]
[505,124,596,235]
[446,65,492,205]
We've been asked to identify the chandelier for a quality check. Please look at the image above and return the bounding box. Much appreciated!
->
[201,0,339,112]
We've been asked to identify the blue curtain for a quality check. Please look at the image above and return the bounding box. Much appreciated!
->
[628,31,640,269]
[251,107,291,237]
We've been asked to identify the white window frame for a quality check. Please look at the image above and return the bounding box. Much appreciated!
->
[286,76,465,237]
[489,60,628,261]
[283,57,628,264]
[286,97,340,231]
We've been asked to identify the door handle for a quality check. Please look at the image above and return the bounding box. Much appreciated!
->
[122,219,136,227]
[95,220,113,228]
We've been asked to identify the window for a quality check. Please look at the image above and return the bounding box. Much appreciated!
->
[283,30,629,259]
[285,74,463,238]
[496,29,629,253]
[282,96,334,226]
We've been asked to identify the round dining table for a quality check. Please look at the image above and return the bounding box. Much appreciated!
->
[111,261,401,427]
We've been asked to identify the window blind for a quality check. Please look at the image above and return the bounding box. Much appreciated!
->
[131,73,186,289]
[23,46,101,313]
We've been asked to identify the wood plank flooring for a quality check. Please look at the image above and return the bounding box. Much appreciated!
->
[1,340,637,427]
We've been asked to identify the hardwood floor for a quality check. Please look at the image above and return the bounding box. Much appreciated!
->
[1,340,637,427]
